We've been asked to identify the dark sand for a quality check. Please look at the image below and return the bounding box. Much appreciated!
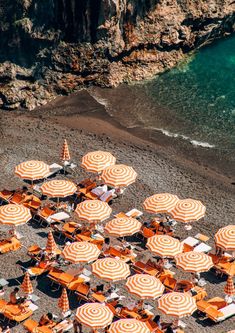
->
[0,90,234,332]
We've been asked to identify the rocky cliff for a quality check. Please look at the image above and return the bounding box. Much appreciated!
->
[0,0,234,110]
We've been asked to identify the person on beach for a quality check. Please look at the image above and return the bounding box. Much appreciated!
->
[39,312,53,326]
[9,287,20,304]
[73,319,82,333]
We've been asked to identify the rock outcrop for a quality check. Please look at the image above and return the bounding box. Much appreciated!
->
[0,0,235,110]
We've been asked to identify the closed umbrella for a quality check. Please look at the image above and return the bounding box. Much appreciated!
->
[224,276,235,297]
[21,272,33,295]
[58,288,70,314]
[61,139,71,162]
[81,151,116,173]
[46,231,58,254]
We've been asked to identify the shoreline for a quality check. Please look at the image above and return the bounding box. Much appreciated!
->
[25,90,234,193]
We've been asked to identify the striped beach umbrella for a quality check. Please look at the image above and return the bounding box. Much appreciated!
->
[75,200,112,223]
[61,139,71,162]
[62,242,101,264]
[41,180,77,198]
[101,164,137,187]
[58,288,70,313]
[126,274,164,299]
[0,204,31,226]
[108,319,150,333]
[76,303,113,329]
[224,276,235,296]
[158,292,197,318]
[15,160,50,181]
[81,151,116,173]
[169,198,206,223]
[104,217,142,237]
[21,272,33,295]
[143,193,179,214]
[175,252,213,273]
[147,235,183,258]
[46,231,58,254]
[215,225,235,251]
[92,258,130,281]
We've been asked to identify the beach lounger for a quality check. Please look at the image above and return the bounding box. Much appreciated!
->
[35,206,56,226]
[10,192,25,204]
[0,190,13,203]
[181,236,200,247]
[47,163,63,178]
[194,243,212,253]
[126,208,143,219]
[206,303,235,322]
[0,237,21,254]
[75,283,90,302]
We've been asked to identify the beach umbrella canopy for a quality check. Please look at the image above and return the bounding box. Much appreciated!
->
[169,198,206,223]
[92,258,130,281]
[158,292,197,318]
[46,231,58,254]
[58,288,70,313]
[175,251,213,273]
[15,160,50,181]
[143,193,179,214]
[40,179,77,198]
[75,200,112,223]
[215,225,235,251]
[108,319,150,333]
[101,164,137,187]
[224,276,235,296]
[76,303,113,329]
[61,139,71,162]
[126,274,164,299]
[147,235,183,258]
[0,204,31,226]
[104,217,142,237]
[62,242,101,264]
[21,272,33,295]
[81,151,116,173]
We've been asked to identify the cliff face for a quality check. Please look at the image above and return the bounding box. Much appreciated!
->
[0,0,235,110]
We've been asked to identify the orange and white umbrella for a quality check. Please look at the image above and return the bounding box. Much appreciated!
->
[224,276,235,296]
[92,258,130,281]
[105,217,142,237]
[147,235,183,258]
[15,160,50,181]
[169,199,206,223]
[81,151,116,173]
[101,164,137,187]
[175,251,213,273]
[215,225,235,251]
[108,319,150,333]
[143,193,179,214]
[41,180,77,198]
[58,288,70,313]
[76,303,113,329]
[158,292,197,318]
[21,272,33,295]
[0,204,31,226]
[46,231,58,254]
[61,139,71,162]
[126,274,164,299]
[75,200,112,223]
[62,242,100,264]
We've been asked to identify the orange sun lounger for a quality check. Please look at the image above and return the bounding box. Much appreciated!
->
[0,237,21,254]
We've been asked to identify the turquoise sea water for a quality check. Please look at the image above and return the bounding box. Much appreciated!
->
[142,34,235,150]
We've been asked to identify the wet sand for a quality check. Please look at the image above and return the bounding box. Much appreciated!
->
[0,90,234,332]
